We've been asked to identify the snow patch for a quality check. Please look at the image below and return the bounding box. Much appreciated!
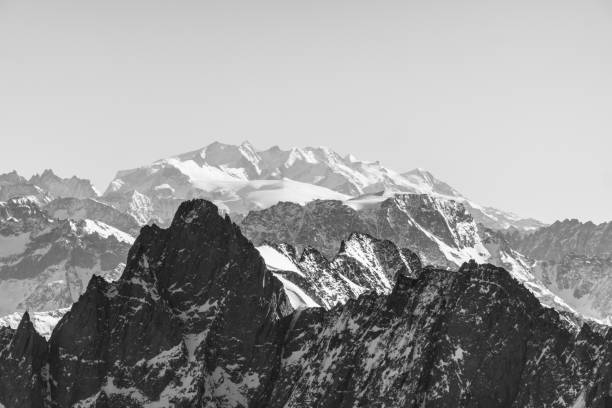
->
[272,273,320,309]
[80,219,135,244]
[257,245,303,276]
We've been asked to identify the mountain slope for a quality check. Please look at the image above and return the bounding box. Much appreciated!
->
[532,254,612,324]
[505,219,612,323]
[507,218,612,261]
[0,197,132,315]
[44,197,141,236]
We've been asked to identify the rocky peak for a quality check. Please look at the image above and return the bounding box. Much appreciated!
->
[0,311,48,408]
[0,170,26,187]
[29,169,99,199]
[45,199,292,406]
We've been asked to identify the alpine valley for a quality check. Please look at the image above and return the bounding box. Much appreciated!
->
[0,142,610,407]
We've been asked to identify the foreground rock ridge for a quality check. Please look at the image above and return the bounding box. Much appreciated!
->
[0,199,610,407]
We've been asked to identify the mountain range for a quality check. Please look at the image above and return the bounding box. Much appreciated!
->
[0,141,610,407]
[0,200,610,407]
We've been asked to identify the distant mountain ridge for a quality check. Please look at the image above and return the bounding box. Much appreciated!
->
[102,141,545,230]
[0,169,98,204]
[0,197,132,315]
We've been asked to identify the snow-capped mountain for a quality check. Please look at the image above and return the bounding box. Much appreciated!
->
[0,200,608,408]
[102,141,543,230]
[0,197,132,315]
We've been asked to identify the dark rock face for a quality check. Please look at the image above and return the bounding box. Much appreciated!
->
[0,199,610,408]
[240,194,488,268]
[0,312,48,408]
[47,199,292,407]
[262,263,608,408]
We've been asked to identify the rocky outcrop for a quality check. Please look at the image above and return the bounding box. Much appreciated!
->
[0,312,48,408]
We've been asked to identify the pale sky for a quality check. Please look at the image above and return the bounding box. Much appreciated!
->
[1,0,611,223]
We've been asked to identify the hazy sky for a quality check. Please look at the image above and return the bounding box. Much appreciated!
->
[1,0,611,223]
